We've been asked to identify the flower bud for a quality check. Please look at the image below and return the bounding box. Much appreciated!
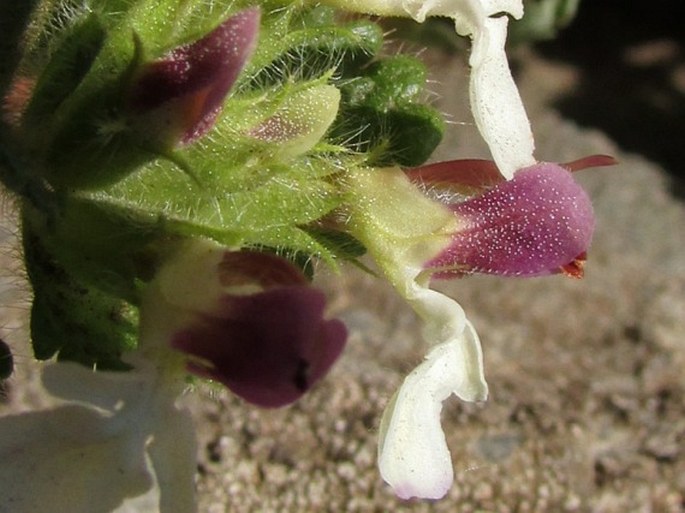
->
[128,7,260,146]
[248,84,341,159]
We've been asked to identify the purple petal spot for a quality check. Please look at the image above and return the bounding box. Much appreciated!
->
[427,162,595,278]
[170,252,347,408]
[128,7,260,144]
[249,115,304,143]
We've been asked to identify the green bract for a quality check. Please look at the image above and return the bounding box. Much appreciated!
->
[333,55,445,166]
[0,0,445,367]
[22,223,139,370]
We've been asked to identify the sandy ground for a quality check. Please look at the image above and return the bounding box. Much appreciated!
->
[1,32,684,513]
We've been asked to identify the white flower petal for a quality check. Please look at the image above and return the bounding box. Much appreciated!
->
[0,405,152,513]
[344,167,489,498]
[41,360,155,411]
[378,320,487,499]
[401,0,483,24]
[441,319,488,402]
[378,383,452,499]
[0,361,197,513]
[401,267,467,342]
[469,15,535,178]
[394,266,488,402]
[148,403,199,513]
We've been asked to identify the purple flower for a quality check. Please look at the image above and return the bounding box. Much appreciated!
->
[127,7,260,145]
[142,242,347,408]
[408,156,616,278]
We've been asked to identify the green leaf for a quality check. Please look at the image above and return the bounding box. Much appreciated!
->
[247,6,383,87]
[331,55,445,167]
[23,227,138,370]
[23,197,161,301]
[23,13,106,122]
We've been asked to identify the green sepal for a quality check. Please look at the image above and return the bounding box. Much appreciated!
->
[234,81,342,161]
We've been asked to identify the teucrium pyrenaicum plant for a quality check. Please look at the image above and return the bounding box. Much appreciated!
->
[0,0,594,508]
[0,0,444,368]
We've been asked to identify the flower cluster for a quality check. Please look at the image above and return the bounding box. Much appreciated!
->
[0,0,612,511]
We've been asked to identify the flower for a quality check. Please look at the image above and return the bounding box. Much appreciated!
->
[409,157,616,278]
[127,7,261,146]
[0,241,347,513]
[343,166,488,498]
[345,155,613,499]
[140,239,347,408]
[319,0,535,178]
